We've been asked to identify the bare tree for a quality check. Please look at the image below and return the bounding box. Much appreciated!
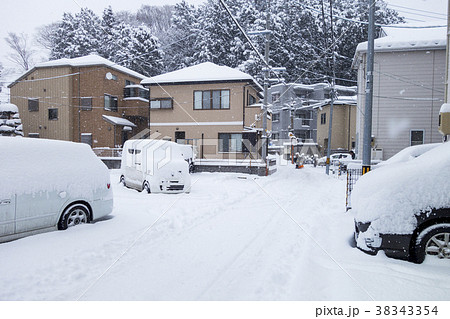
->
[36,23,59,51]
[5,32,35,71]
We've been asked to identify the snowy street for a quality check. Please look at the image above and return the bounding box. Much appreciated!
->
[0,163,449,301]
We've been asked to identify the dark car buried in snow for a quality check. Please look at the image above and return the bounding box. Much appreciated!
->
[352,142,450,263]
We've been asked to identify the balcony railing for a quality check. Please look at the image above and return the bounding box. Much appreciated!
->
[123,85,149,101]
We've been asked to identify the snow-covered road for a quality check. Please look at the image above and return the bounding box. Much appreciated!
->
[0,164,449,300]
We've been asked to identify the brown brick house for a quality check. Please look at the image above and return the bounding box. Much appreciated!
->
[140,62,266,159]
[8,54,149,148]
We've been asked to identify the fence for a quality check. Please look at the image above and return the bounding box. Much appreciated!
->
[93,147,122,158]
[346,167,363,211]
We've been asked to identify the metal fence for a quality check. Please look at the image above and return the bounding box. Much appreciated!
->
[346,168,363,211]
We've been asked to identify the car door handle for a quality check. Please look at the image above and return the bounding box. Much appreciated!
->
[0,199,11,205]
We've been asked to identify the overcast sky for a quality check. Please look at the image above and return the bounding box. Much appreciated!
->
[0,0,447,75]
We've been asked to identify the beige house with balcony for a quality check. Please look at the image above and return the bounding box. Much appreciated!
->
[8,54,149,148]
[141,62,265,159]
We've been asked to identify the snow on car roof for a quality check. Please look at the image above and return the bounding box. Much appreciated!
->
[0,137,110,199]
[352,142,450,234]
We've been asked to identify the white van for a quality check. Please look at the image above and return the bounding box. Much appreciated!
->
[0,137,113,243]
[120,139,191,193]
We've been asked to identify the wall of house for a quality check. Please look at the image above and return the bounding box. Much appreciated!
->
[316,104,356,155]
[148,81,262,159]
[356,48,446,160]
[73,66,147,148]
[10,67,72,140]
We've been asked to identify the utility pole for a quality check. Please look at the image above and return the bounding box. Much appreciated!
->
[362,0,375,175]
[261,0,271,164]
[325,0,336,175]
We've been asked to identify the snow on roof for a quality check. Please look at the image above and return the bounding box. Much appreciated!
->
[0,103,18,113]
[10,54,146,87]
[355,25,447,54]
[102,115,137,127]
[141,62,263,91]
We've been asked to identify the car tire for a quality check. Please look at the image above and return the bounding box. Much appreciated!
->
[413,223,450,263]
[143,181,151,194]
[58,204,90,230]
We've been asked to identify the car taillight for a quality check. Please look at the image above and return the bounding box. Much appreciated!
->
[107,183,111,189]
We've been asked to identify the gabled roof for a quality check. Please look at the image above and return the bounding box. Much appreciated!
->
[8,54,147,88]
[141,62,263,91]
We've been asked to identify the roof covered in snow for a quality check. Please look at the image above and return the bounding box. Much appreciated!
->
[9,54,147,88]
[141,62,263,91]
[102,115,137,127]
[355,25,447,55]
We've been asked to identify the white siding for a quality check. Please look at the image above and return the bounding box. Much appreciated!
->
[356,49,445,160]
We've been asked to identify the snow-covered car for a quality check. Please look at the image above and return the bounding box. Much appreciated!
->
[352,142,450,263]
[120,139,191,194]
[0,137,113,243]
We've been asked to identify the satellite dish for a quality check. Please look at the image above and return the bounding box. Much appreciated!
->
[105,72,113,80]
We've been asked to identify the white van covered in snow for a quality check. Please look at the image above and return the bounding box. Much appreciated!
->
[120,139,191,193]
[0,137,113,243]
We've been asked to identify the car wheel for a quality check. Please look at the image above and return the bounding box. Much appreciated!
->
[58,204,90,230]
[143,181,151,194]
[120,175,126,186]
[413,224,450,263]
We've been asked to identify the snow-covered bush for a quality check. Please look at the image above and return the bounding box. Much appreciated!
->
[0,103,23,137]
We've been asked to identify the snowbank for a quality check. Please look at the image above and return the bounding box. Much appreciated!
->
[352,142,450,234]
[0,137,110,199]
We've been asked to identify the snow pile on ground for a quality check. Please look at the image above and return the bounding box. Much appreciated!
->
[352,142,450,234]
[0,137,110,199]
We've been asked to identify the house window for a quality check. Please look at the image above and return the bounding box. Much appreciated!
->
[272,132,279,140]
[80,97,93,111]
[28,98,39,112]
[218,133,242,152]
[104,94,118,112]
[271,92,280,103]
[81,133,93,147]
[48,108,58,120]
[150,98,173,109]
[411,130,424,146]
[272,113,280,121]
[248,93,256,106]
[125,80,135,86]
[28,133,39,138]
[194,90,230,110]
[320,113,326,125]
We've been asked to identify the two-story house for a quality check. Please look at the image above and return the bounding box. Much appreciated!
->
[8,54,149,148]
[353,26,446,160]
[140,62,264,159]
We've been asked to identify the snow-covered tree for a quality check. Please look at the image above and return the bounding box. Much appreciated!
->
[0,103,23,137]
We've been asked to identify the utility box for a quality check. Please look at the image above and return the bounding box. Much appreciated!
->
[439,103,450,136]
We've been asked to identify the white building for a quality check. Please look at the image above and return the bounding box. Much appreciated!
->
[352,25,446,160]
